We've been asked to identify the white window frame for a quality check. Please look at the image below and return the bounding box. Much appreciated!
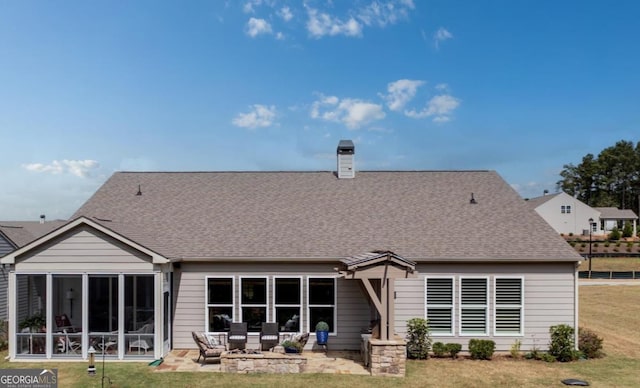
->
[239,276,269,334]
[493,276,524,336]
[458,276,489,336]
[204,276,235,334]
[306,276,337,335]
[272,276,303,333]
[424,276,455,336]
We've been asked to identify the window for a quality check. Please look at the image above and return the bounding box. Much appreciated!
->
[308,277,336,333]
[561,205,572,214]
[425,277,454,335]
[240,277,267,333]
[274,277,302,332]
[206,277,234,332]
[494,278,523,335]
[459,277,488,335]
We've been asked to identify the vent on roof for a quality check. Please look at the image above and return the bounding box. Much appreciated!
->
[470,193,477,204]
[337,140,355,179]
[136,185,142,196]
[39,214,45,224]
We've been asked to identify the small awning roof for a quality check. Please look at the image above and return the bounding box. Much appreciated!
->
[340,250,416,272]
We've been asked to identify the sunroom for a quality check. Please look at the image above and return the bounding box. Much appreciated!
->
[1,217,170,361]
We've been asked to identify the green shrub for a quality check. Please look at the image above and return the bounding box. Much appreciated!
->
[280,339,303,353]
[579,328,604,359]
[580,242,586,248]
[609,227,621,241]
[446,343,462,358]
[604,242,610,247]
[569,241,576,247]
[593,242,599,247]
[315,321,329,332]
[549,324,578,362]
[568,232,574,236]
[405,318,431,359]
[540,353,557,363]
[432,342,446,357]
[623,221,633,238]
[616,241,621,247]
[468,339,495,360]
[510,339,521,359]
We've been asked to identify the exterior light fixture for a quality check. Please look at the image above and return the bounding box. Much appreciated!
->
[87,346,96,376]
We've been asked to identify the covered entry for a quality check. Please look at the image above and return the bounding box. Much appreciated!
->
[338,251,416,340]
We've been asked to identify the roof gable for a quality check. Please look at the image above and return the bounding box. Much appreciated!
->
[0,217,169,265]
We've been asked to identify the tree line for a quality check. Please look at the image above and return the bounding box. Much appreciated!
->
[557,140,640,211]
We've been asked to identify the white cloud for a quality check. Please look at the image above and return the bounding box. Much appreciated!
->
[22,159,99,178]
[356,0,415,27]
[243,0,262,13]
[232,104,277,128]
[306,8,362,38]
[405,94,461,122]
[433,27,453,49]
[275,32,284,40]
[310,94,385,129]
[278,6,293,21]
[384,79,424,111]
[246,17,272,37]
[435,83,449,91]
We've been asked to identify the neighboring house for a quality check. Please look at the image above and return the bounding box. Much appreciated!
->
[1,141,582,362]
[528,192,638,237]
[593,207,638,236]
[0,220,66,322]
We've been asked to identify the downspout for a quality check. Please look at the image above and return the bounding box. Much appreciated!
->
[574,261,580,350]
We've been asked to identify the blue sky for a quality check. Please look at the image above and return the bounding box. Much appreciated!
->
[1,1,639,220]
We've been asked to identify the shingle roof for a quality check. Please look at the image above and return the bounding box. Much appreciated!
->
[526,192,562,208]
[71,171,581,262]
[593,207,638,220]
[0,220,67,247]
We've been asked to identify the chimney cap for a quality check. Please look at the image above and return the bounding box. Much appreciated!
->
[337,140,355,154]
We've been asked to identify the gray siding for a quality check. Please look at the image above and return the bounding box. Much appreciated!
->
[173,261,576,352]
[394,262,577,352]
[173,263,370,350]
[14,226,154,272]
[0,234,16,320]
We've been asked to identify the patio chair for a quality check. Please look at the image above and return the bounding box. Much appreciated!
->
[259,323,280,351]
[55,314,80,333]
[128,323,154,354]
[192,331,226,364]
[228,322,248,350]
[57,329,81,354]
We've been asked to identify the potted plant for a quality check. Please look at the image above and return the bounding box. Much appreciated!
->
[19,313,46,332]
[281,339,303,353]
[315,321,329,345]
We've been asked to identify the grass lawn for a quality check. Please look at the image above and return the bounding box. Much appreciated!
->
[577,256,640,272]
[1,285,639,387]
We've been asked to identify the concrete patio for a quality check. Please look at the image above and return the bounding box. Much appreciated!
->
[155,349,369,375]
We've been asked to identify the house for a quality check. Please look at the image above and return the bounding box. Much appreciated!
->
[592,207,638,236]
[0,219,66,322]
[528,191,638,237]
[1,141,582,364]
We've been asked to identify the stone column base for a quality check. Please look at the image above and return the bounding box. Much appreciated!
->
[368,337,406,377]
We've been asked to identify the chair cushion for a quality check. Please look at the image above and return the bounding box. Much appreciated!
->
[261,335,279,341]
[292,332,309,347]
[228,335,246,341]
[205,333,219,347]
